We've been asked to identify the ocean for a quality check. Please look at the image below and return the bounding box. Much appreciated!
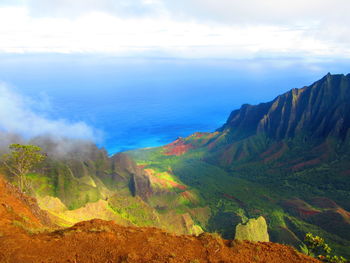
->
[0,54,349,154]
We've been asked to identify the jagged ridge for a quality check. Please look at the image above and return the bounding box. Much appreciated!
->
[219,73,350,140]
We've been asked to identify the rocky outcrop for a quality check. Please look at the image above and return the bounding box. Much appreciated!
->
[111,153,153,200]
[235,216,269,242]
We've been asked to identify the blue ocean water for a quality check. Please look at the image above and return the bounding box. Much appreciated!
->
[0,54,349,154]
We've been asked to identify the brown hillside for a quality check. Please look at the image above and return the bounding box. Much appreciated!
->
[0,175,52,236]
[0,177,319,263]
[0,219,320,263]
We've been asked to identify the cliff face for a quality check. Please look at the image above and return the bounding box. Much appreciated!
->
[0,139,200,235]
[206,73,350,173]
[111,153,153,200]
[219,73,350,141]
[18,139,154,210]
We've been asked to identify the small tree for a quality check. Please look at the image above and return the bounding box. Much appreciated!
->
[2,144,46,192]
[301,233,347,263]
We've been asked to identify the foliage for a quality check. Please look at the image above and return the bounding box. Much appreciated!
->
[107,194,160,227]
[127,138,350,257]
[2,144,46,193]
[302,233,347,263]
[303,232,331,256]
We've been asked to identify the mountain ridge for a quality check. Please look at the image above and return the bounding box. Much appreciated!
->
[218,73,350,141]
[127,73,350,258]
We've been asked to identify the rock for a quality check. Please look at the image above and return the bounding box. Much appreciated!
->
[234,216,269,242]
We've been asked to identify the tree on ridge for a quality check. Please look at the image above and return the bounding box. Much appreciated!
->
[2,144,46,192]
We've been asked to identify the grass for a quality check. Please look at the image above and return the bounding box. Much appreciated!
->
[12,220,50,235]
[108,194,160,227]
[209,232,222,240]
[62,228,83,236]
[19,213,30,223]
[88,225,111,233]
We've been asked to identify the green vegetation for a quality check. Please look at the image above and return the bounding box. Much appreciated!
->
[87,225,111,233]
[127,108,350,258]
[12,220,50,235]
[301,233,347,263]
[2,144,46,192]
[108,194,160,227]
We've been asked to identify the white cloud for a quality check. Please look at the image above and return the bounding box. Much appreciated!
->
[162,0,350,25]
[0,2,349,58]
[26,0,162,18]
[0,83,100,141]
[12,0,349,27]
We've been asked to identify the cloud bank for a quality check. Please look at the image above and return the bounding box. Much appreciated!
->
[0,1,349,58]
[26,0,160,18]
[20,0,350,27]
[0,83,100,142]
[162,0,350,25]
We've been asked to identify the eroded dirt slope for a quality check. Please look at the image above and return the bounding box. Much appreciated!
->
[0,219,320,263]
[0,176,52,236]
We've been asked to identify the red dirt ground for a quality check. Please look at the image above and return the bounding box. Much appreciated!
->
[223,193,246,208]
[144,169,187,190]
[282,199,321,218]
[164,138,194,156]
[309,197,339,209]
[0,176,52,236]
[0,176,320,263]
[291,158,321,171]
[261,142,288,163]
[0,219,320,263]
[192,132,206,138]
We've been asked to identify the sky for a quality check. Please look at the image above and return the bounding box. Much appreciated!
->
[0,0,350,58]
[0,1,349,150]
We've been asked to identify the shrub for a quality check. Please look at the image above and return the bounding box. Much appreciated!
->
[301,233,347,263]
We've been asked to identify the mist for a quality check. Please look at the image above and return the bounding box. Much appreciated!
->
[0,83,104,158]
[0,84,101,141]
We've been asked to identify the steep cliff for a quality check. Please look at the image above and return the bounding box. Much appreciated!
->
[219,73,350,140]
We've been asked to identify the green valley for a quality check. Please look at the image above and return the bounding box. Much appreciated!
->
[1,73,350,259]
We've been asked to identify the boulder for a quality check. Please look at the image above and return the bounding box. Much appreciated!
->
[235,216,269,242]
